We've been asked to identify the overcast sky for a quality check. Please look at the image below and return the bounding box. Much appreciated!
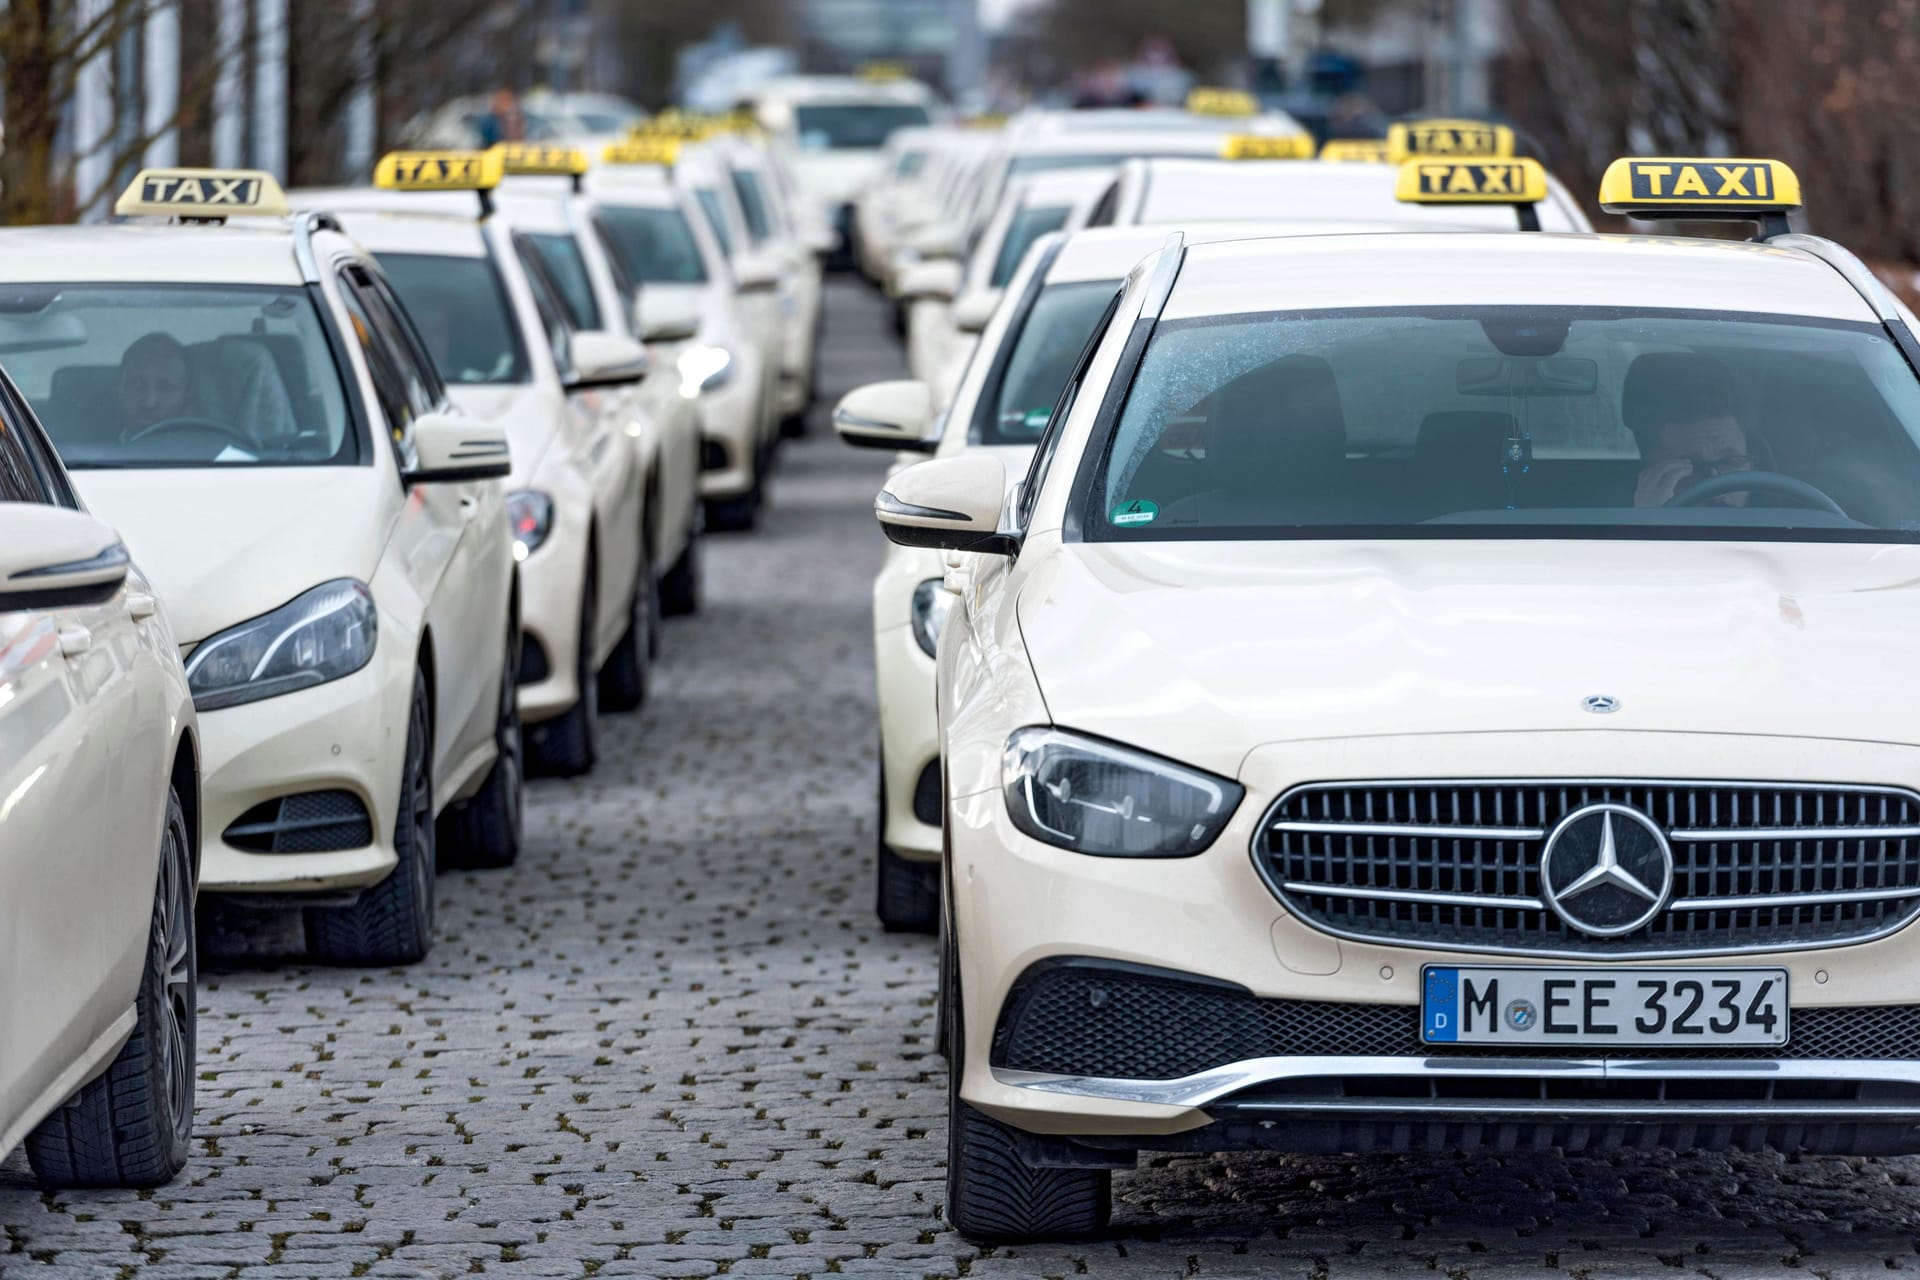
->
[980,0,1038,29]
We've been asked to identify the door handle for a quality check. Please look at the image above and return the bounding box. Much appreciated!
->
[127,592,158,622]
[57,625,92,658]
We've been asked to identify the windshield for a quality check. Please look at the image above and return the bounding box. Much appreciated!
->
[379,253,529,385]
[0,283,356,469]
[695,189,734,257]
[990,204,1071,289]
[976,280,1119,446]
[1006,153,1142,178]
[730,170,772,243]
[1090,306,1920,543]
[527,232,602,331]
[795,103,931,150]
[600,206,708,284]
[895,149,928,179]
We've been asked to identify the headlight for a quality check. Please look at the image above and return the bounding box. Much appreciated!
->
[507,490,554,561]
[185,579,376,712]
[910,577,951,658]
[677,345,733,400]
[1002,727,1242,858]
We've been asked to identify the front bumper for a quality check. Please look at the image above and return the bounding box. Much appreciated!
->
[197,651,412,895]
[876,620,940,861]
[951,731,1920,1150]
[514,515,590,726]
[697,365,764,501]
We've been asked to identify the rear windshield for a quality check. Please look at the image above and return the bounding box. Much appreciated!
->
[600,206,708,284]
[795,103,931,150]
[976,280,1119,446]
[378,253,529,385]
[0,283,356,468]
[990,204,1071,288]
[1088,306,1920,543]
[527,232,602,331]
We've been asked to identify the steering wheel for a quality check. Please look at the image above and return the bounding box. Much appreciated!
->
[1666,469,1848,518]
[124,416,257,452]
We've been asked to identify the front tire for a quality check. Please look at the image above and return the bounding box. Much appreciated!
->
[876,762,938,932]
[529,563,599,776]
[305,669,435,965]
[442,621,524,868]
[27,787,196,1188]
[705,490,758,533]
[598,542,653,714]
[944,950,1110,1243]
[660,519,702,616]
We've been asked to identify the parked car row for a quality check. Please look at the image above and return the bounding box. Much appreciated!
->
[0,121,828,1187]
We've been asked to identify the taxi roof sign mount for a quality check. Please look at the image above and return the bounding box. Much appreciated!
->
[1598,157,1800,238]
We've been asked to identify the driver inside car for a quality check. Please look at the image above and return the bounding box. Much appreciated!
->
[117,332,197,437]
[1627,352,1754,508]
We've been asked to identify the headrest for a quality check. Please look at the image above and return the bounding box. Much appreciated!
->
[1210,354,1346,492]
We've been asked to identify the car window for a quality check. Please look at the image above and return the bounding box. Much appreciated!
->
[1090,306,1920,543]
[514,239,577,381]
[0,379,76,506]
[0,411,49,502]
[378,252,531,385]
[989,204,1071,289]
[346,267,437,419]
[335,273,418,463]
[730,170,772,244]
[526,232,602,331]
[598,205,709,284]
[976,280,1120,446]
[1017,291,1122,530]
[0,282,356,470]
[592,217,641,305]
[793,103,931,150]
[694,189,734,257]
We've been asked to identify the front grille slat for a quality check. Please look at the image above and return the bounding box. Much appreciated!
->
[1255,779,1920,957]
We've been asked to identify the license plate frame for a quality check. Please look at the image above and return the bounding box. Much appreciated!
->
[1420,965,1790,1047]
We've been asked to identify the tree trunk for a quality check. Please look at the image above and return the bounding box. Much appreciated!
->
[1,0,62,225]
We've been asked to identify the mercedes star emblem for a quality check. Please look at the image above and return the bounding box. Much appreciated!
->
[1539,803,1674,937]
[1583,694,1621,714]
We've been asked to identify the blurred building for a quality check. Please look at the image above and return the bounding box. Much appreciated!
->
[798,0,982,96]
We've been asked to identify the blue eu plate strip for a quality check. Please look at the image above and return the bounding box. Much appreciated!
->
[1423,967,1459,1042]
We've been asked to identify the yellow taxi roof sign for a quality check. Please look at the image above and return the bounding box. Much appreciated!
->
[1220,133,1315,161]
[490,143,589,178]
[1318,138,1391,164]
[1396,158,1547,205]
[602,137,680,168]
[1187,86,1259,118]
[374,149,504,193]
[859,61,909,82]
[1598,157,1800,214]
[632,110,717,141]
[1387,119,1516,162]
[114,168,288,220]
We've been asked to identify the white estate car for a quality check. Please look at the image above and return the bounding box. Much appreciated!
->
[872,158,1920,1241]
[0,396,200,1188]
[590,150,779,537]
[0,169,519,965]
[737,75,941,265]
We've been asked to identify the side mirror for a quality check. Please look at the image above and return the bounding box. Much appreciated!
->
[876,455,1013,553]
[405,411,511,484]
[952,288,1003,335]
[0,502,129,609]
[909,222,962,259]
[897,259,962,304]
[638,290,703,343]
[734,251,784,294]
[833,379,936,452]
[568,331,653,389]
[801,223,837,255]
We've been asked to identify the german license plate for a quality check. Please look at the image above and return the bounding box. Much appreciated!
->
[1421,965,1789,1046]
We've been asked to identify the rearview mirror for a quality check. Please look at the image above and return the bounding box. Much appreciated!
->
[405,411,511,484]
[952,288,1002,335]
[897,259,962,304]
[875,454,1014,554]
[0,502,129,609]
[833,379,936,452]
[637,289,703,343]
[734,251,784,294]
[569,331,652,389]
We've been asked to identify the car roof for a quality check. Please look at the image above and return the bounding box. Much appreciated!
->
[1008,130,1262,158]
[1164,232,1880,322]
[1012,169,1117,206]
[1018,107,1304,136]
[327,208,489,258]
[0,223,305,284]
[583,169,679,206]
[748,75,937,106]
[1043,222,1361,284]
[1123,157,1584,232]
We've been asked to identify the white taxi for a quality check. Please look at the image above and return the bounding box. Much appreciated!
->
[591,143,780,537]
[1,399,199,1187]
[299,149,657,777]
[0,169,518,965]
[875,159,1920,1239]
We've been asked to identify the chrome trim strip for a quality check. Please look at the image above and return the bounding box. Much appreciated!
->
[994,1053,1920,1110]
[1280,881,1543,911]
[1671,825,1920,842]
[1138,231,1185,320]
[1672,886,1920,911]
[1220,1098,1920,1121]
[832,406,914,436]
[874,490,969,523]
[10,541,128,582]
[1273,820,1546,840]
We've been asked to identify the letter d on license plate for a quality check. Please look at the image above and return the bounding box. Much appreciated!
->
[1421,965,1789,1046]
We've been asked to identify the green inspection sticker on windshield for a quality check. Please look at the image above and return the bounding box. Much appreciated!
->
[1023,407,1051,430]
[1111,499,1159,527]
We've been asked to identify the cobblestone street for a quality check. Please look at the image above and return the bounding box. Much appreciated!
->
[10,282,1920,1279]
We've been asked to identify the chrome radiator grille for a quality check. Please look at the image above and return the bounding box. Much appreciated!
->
[1254,780,1920,957]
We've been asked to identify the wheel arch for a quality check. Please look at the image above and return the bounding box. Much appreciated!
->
[169,726,201,884]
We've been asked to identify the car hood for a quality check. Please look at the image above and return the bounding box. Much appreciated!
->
[1016,538,1920,780]
[73,467,390,646]
[446,382,555,485]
